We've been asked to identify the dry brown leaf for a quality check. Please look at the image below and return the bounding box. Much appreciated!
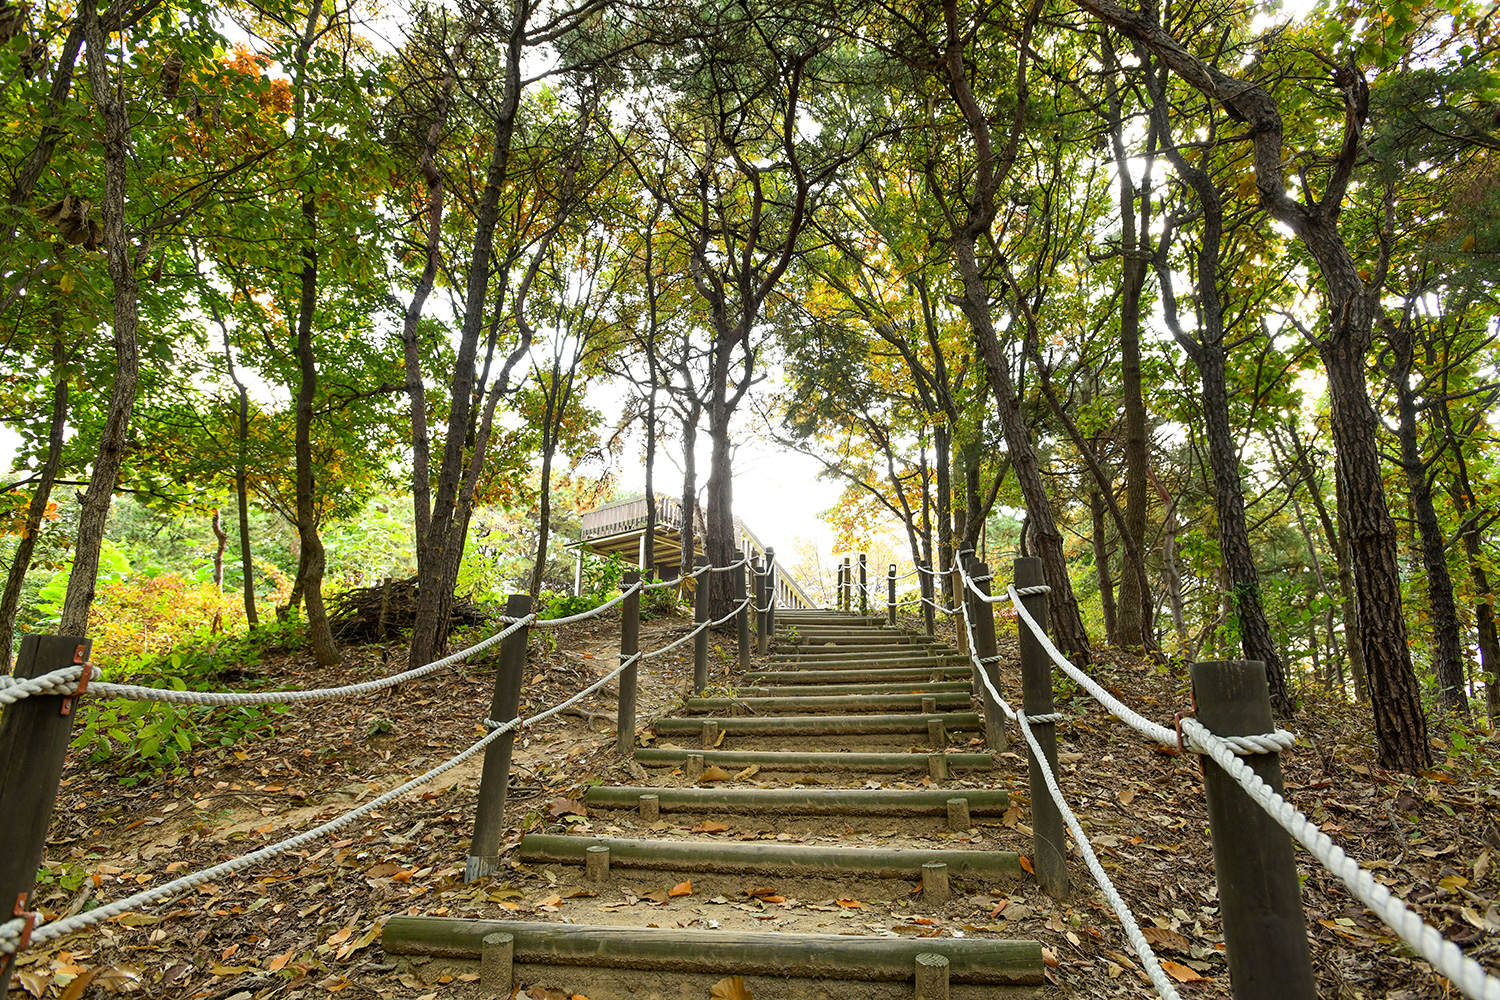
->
[1161,960,1206,983]
[57,969,98,1000]
[94,966,142,994]
[834,898,863,909]
[710,975,752,999]
[693,820,731,833]
[267,948,296,973]
[1018,856,1034,874]
[700,765,732,782]
[669,881,693,897]
[548,798,588,818]
[733,764,760,780]
[1140,926,1190,952]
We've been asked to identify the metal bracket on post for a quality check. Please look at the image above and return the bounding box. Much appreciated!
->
[61,645,90,716]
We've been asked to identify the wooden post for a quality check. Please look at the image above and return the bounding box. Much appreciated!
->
[858,553,868,616]
[920,563,935,637]
[967,558,1007,752]
[1192,660,1316,1000]
[887,564,897,626]
[921,861,950,904]
[585,845,610,883]
[841,557,851,610]
[378,577,392,639]
[615,571,641,757]
[951,561,968,657]
[734,561,750,671]
[754,557,769,655]
[914,952,950,1000]
[1015,557,1068,900]
[945,797,970,832]
[693,555,710,694]
[467,595,531,883]
[480,931,514,993]
[0,635,90,994]
[764,547,777,641]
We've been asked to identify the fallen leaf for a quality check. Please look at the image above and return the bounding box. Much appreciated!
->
[700,765,732,782]
[548,798,588,818]
[1140,926,1190,952]
[1161,960,1206,983]
[669,881,693,897]
[57,969,98,1000]
[693,820,731,833]
[734,765,760,780]
[94,966,142,994]
[710,975,752,999]
[1118,787,1136,806]
[325,926,353,947]
[1018,856,1034,874]
[1042,947,1060,967]
[267,949,296,973]
[834,899,864,909]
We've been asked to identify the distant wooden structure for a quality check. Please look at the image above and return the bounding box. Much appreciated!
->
[571,493,813,608]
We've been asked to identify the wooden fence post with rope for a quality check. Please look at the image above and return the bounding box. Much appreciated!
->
[615,571,641,757]
[734,560,750,671]
[693,556,710,694]
[466,595,531,883]
[1192,659,1317,1000]
[0,635,89,996]
[965,557,1007,753]
[1015,557,1068,900]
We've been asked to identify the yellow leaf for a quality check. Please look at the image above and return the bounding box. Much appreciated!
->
[1019,856,1034,874]
[668,881,693,897]
[710,975,752,999]
[59,271,75,293]
[700,765,732,782]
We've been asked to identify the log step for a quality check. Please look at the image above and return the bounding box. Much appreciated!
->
[585,785,1011,815]
[739,680,972,697]
[745,667,972,685]
[382,918,1043,985]
[680,692,972,715]
[634,748,996,772]
[654,712,981,736]
[518,833,1021,879]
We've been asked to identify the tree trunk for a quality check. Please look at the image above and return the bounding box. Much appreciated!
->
[234,379,258,626]
[1072,0,1428,770]
[409,4,528,668]
[1090,489,1118,645]
[1389,325,1467,714]
[0,346,67,669]
[292,200,338,667]
[679,405,699,581]
[59,4,140,636]
[704,329,738,614]
[1438,409,1500,723]
[935,422,954,606]
[211,510,227,589]
[954,235,1089,660]
[529,371,559,599]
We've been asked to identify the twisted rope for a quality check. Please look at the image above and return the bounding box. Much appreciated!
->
[1017,710,1182,1000]
[640,596,752,660]
[1182,719,1500,1000]
[0,668,90,706]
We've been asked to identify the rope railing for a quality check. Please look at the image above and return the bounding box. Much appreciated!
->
[0,582,649,711]
[957,562,1500,1000]
[0,585,725,961]
[639,555,748,590]
[641,596,752,660]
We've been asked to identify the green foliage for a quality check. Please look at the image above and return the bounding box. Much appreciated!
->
[537,553,626,620]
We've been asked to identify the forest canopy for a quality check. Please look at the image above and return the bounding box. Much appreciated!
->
[1,0,1498,775]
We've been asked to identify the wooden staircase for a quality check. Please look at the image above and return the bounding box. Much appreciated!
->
[383,609,1050,999]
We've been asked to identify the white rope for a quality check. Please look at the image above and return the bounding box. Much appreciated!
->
[488,652,639,730]
[530,580,644,626]
[640,596,752,660]
[1,712,528,955]
[639,556,747,591]
[0,668,89,705]
[1182,719,1500,1000]
[1017,710,1182,1000]
[1005,584,1178,747]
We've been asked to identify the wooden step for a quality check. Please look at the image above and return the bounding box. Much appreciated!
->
[745,666,972,685]
[585,785,1011,816]
[634,748,996,773]
[382,917,1044,986]
[518,833,1021,879]
[654,712,981,737]
[681,692,972,715]
[740,680,972,697]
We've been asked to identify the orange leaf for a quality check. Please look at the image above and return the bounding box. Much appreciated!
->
[668,881,692,897]
[834,899,864,909]
[267,949,295,973]
[1019,856,1034,874]
[1161,960,1206,983]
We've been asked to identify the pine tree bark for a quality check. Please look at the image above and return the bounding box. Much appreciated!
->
[1074,0,1428,770]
